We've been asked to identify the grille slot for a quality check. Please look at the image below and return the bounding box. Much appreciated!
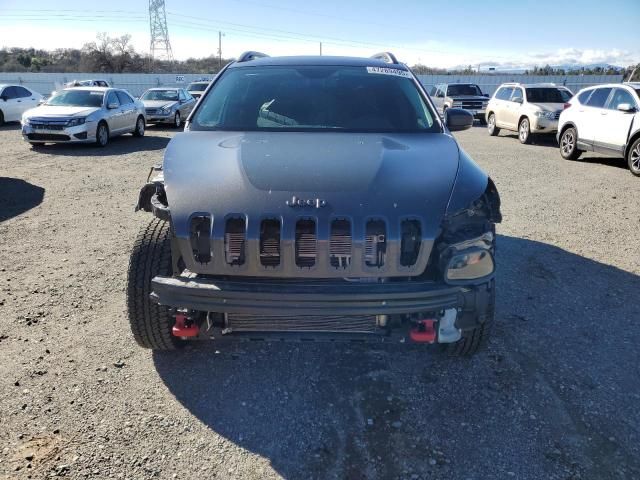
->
[227,314,377,333]
[365,220,386,267]
[295,219,317,268]
[189,215,212,264]
[400,220,422,266]
[330,219,352,268]
[260,219,281,267]
[224,218,246,266]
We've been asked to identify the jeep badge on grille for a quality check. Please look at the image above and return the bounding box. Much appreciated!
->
[286,196,327,208]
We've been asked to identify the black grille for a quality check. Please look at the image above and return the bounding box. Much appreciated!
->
[145,108,158,115]
[554,111,562,120]
[330,219,352,268]
[400,220,421,266]
[185,216,428,277]
[27,133,70,141]
[365,220,386,267]
[260,219,281,267]
[457,101,485,110]
[189,215,212,264]
[225,218,246,266]
[295,219,316,268]
[226,313,377,333]
[30,123,65,131]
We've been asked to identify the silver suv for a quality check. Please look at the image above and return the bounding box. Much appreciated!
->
[486,83,567,143]
[430,83,489,124]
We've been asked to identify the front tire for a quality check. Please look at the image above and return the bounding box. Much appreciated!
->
[560,127,581,160]
[628,137,640,177]
[446,280,495,356]
[133,116,145,137]
[0,110,4,127]
[126,218,181,350]
[95,121,109,147]
[518,117,531,144]
[173,112,181,129]
[487,113,499,136]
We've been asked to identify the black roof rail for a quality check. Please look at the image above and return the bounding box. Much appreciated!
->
[237,51,269,63]
[370,52,400,65]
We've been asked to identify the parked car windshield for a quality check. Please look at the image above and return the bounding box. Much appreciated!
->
[447,84,483,96]
[191,66,439,133]
[187,82,208,92]
[141,89,179,101]
[46,90,104,107]
[525,88,564,103]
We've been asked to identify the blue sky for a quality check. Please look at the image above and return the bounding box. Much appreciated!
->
[0,0,638,68]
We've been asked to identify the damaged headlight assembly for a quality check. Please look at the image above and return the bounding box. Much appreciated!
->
[441,232,495,283]
[436,173,501,285]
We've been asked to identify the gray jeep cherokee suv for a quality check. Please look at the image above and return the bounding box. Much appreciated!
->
[128,52,502,356]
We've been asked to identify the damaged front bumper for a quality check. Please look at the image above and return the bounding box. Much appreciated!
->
[150,275,494,342]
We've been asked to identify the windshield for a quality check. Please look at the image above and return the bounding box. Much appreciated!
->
[526,88,564,103]
[142,89,179,101]
[46,90,104,107]
[447,84,483,96]
[191,66,438,132]
[188,83,208,92]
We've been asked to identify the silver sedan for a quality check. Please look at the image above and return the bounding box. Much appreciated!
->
[21,87,146,147]
[140,88,196,128]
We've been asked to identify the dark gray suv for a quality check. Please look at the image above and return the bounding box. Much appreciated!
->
[128,52,501,355]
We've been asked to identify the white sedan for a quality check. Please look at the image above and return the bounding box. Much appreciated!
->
[0,84,43,126]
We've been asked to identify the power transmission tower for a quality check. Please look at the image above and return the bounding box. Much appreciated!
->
[149,0,174,63]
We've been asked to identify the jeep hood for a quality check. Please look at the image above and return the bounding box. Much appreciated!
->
[163,131,463,276]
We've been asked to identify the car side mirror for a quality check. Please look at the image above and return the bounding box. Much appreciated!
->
[617,103,636,113]
[483,93,489,98]
[107,102,119,109]
[444,108,474,132]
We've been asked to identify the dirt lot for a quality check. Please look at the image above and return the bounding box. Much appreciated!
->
[1,123,639,480]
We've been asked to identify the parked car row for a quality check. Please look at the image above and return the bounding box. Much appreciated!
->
[484,81,640,176]
[0,81,208,147]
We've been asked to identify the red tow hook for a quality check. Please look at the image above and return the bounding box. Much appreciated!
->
[172,313,199,338]
[409,319,437,343]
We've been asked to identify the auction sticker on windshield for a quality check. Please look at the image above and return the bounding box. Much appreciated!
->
[366,66,411,78]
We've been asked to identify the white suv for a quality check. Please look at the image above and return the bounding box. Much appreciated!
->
[557,83,640,176]
[486,83,567,144]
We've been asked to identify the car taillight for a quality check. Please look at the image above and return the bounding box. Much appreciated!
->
[563,103,571,109]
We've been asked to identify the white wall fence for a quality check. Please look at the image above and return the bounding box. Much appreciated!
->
[0,72,625,97]
[0,72,214,97]
[416,74,624,96]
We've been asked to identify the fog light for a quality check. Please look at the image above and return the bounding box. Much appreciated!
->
[445,248,494,282]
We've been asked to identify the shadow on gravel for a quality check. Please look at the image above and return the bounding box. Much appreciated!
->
[28,134,171,157]
[576,155,629,171]
[0,122,21,131]
[154,235,640,479]
[0,177,45,222]
[500,133,558,148]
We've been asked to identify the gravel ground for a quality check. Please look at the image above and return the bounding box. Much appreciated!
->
[1,122,639,480]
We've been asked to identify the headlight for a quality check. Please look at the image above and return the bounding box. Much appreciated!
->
[445,247,495,282]
[67,117,86,127]
[160,105,172,114]
[22,117,30,125]
[535,111,555,120]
